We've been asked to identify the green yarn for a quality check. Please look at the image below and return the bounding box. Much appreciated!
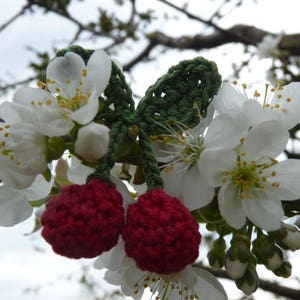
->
[87,120,130,183]
[138,128,163,189]
[56,45,94,64]
[98,61,135,125]
[55,46,222,190]
[135,56,222,136]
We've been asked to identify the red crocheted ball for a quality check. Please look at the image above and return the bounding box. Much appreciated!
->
[122,188,201,274]
[41,179,124,259]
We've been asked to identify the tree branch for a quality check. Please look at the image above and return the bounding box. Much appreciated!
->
[157,0,228,35]
[197,265,300,299]
[147,25,300,56]
[0,3,30,33]
[123,41,157,71]
[0,76,36,93]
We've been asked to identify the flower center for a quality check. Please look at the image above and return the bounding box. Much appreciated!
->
[230,160,263,199]
[56,91,91,111]
[132,274,196,300]
[223,157,281,200]
[155,131,205,174]
[45,67,92,111]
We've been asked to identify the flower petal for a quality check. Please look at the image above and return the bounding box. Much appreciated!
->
[198,148,236,187]
[241,191,283,231]
[85,49,112,96]
[0,167,36,189]
[0,102,21,123]
[160,169,184,199]
[270,82,300,129]
[205,112,248,149]
[46,52,85,97]
[193,267,228,300]
[213,82,246,114]
[13,87,73,136]
[69,92,99,124]
[24,174,53,201]
[242,100,282,126]
[218,181,246,229]
[182,165,215,210]
[67,157,94,184]
[13,86,57,108]
[94,238,125,271]
[267,159,300,200]
[0,185,33,226]
[241,119,288,161]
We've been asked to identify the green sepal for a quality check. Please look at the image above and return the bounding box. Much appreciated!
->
[42,167,52,182]
[46,136,66,161]
[192,196,223,223]
[29,198,47,208]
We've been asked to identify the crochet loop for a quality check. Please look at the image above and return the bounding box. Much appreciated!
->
[55,46,222,190]
[41,179,124,259]
[122,188,201,274]
[135,56,222,135]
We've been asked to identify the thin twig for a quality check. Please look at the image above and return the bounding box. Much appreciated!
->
[0,3,30,33]
[197,264,300,299]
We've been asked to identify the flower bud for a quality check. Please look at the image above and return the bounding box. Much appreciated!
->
[273,223,300,251]
[75,122,110,162]
[273,260,292,278]
[252,234,283,271]
[266,249,283,271]
[226,258,248,280]
[225,235,250,279]
[235,263,258,295]
[208,237,226,270]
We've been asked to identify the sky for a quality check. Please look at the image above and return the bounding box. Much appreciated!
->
[1,0,300,299]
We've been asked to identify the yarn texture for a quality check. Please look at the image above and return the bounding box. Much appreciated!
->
[122,188,201,274]
[41,179,124,259]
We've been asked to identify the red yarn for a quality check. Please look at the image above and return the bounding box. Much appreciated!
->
[41,179,124,259]
[122,188,201,274]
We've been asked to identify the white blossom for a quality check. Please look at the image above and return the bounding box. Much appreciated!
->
[4,50,111,137]
[198,120,300,231]
[214,82,300,129]
[94,239,227,300]
[0,175,53,227]
[0,122,48,189]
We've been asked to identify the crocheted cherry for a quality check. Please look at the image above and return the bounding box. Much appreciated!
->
[41,178,124,259]
[122,188,201,274]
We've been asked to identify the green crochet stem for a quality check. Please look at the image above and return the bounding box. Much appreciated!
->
[138,128,164,190]
[56,46,222,191]
[135,56,222,136]
[87,120,129,183]
[101,60,135,116]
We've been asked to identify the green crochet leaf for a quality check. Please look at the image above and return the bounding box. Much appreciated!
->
[135,56,222,136]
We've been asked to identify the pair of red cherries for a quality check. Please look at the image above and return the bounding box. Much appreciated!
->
[41,178,201,275]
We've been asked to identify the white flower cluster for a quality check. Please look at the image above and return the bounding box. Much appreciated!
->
[156,81,300,232]
[0,50,112,226]
[1,47,300,300]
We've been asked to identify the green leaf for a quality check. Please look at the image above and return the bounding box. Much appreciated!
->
[135,56,222,135]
